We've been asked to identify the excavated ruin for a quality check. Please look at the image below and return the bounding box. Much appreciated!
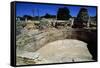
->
[16,25,96,65]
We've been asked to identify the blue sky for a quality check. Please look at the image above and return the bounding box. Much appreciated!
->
[16,2,97,17]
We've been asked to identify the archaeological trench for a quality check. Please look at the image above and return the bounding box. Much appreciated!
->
[16,22,97,65]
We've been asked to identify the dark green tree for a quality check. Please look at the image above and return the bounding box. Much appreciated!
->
[72,8,89,28]
[77,8,89,22]
[43,13,56,18]
[23,15,33,20]
[57,7,71,20]
[44,13,51,18]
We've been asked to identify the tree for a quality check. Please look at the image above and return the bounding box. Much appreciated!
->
[72,8,89,28]
[43,13,56,18]
[23,15,33,20]
[57,7,71,20]
[77,8,89,22]
[44,13,51,18]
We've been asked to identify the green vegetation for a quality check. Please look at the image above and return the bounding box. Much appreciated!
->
[57,7,71,20]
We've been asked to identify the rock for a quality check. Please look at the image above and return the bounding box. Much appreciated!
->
[16,51,50,65]
[23,42,36,52]
[16,39,93,65]
[24,22,36,30]
[17,52,40,60]
[36,39,93,63]
[16,28,65,52]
